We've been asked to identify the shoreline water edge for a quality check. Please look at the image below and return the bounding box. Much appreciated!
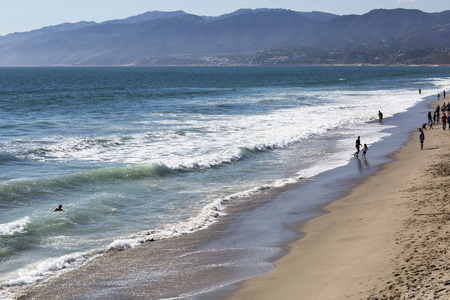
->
[231,95,450,299]
[0,67,448,299]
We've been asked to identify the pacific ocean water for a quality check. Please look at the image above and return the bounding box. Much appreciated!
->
[0,66,449,298]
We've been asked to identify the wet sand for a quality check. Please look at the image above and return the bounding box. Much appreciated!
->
[232,99,450,299]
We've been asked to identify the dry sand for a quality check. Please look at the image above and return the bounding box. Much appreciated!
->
[232,99,450,299]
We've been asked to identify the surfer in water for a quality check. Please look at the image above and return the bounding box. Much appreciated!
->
[54,204,64,212]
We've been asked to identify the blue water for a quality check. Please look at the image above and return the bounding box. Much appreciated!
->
[0,66,449,297]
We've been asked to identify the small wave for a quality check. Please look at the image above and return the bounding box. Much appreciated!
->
[72,138,124,150]
[109,173,306,252]
[168,142,290,170]
[63,162,173,183]
[110,197,224,250]
[2,251,101,288]
[0,153,22,165]
[239,146,268,155]
[0,217,30,236]
[0,163,174,196]
[0,157,243,199]
[11,136,126,162]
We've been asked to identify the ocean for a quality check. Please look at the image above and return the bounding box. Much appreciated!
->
[0,66,449,298]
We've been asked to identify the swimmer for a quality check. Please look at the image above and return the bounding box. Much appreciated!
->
[54,204,63,212]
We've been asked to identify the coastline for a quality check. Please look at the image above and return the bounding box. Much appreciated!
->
[10,94,442,299]
[231,97,450,299]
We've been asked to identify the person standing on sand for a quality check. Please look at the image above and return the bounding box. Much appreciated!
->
[354,136,361,157]
[436,105,440,124]
[419,129,425,150]
[442,114,447,130]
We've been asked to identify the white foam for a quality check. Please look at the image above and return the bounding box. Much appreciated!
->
[110,197,226,251]
[0,217,30,236]
[2,253,84,287]
[9,77,434,173]
[0,249,105,296]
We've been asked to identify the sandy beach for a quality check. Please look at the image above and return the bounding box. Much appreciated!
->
[232,98,450,299]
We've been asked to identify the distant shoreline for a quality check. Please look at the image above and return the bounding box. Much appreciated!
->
[1,9,450,66]
[0,63,448,68]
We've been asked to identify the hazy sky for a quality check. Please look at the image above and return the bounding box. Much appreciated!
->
[1,0,449,35]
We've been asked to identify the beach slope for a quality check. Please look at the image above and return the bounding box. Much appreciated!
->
[232,102,450,299]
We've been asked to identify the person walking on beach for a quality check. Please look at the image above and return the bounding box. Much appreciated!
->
[421,123,427,131]
[354,136,361,157]
[419,129,425,150]
[442,114,447,130]
[378,111,383,123]
[362,144,368,160]
[436,105,440,124]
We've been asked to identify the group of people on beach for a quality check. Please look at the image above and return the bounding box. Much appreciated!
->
[354,136,368,160]
[419,90,449,150]
[424,102,450,130]
[354,94,448,158]
[427,102,450,128]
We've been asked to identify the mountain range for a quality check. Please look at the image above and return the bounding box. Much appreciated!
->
[0,8,449,66]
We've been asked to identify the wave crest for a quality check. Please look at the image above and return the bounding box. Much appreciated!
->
[0,217,30,236]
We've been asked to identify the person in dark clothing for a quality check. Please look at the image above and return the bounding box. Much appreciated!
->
[354,136,362,157]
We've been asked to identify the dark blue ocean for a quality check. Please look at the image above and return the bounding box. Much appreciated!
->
[0,66,449,298]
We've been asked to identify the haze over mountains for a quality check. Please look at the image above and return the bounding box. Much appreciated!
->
[0,8,449,66]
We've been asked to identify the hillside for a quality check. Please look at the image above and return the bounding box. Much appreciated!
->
[0,8,449,66]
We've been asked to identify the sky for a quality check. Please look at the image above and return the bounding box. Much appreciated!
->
[1,0,449,36]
